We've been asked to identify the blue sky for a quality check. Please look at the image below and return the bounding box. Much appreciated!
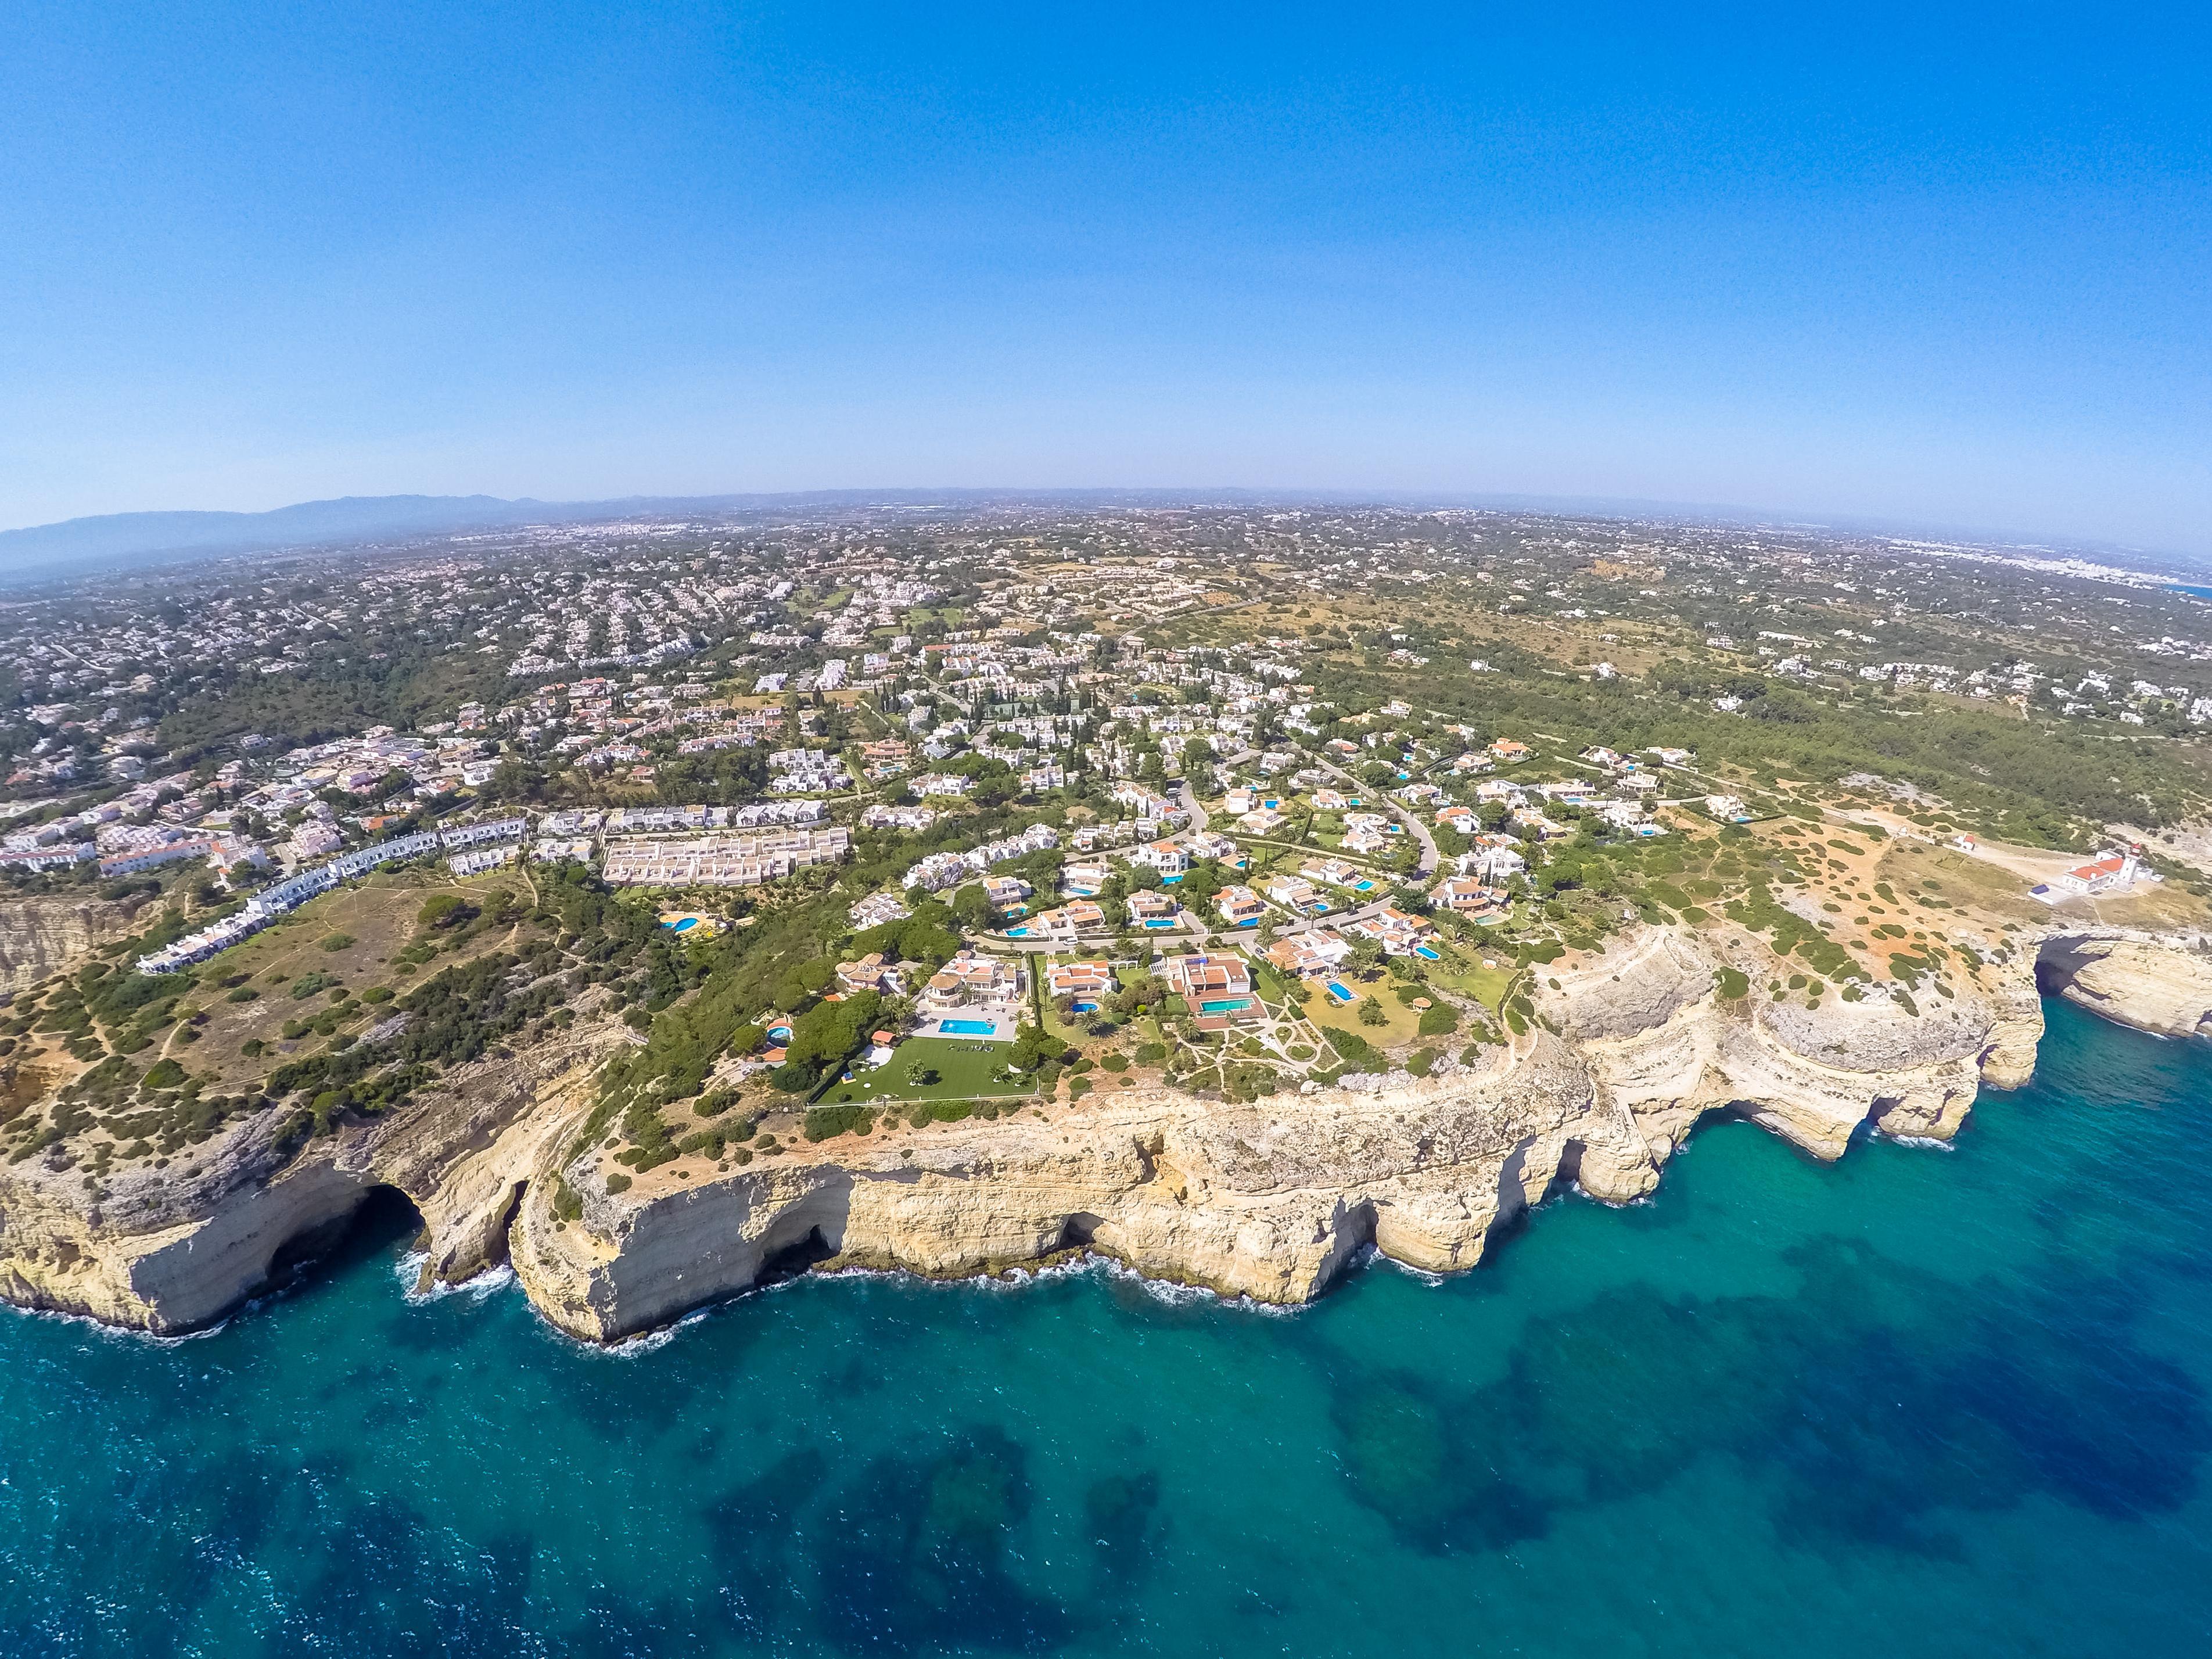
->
[3,2,2207,551]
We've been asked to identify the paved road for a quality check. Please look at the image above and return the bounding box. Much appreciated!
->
[1313,755,1441,877]
[1176,778,1209,832]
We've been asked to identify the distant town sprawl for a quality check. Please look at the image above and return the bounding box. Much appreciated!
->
[3,500,2210,881]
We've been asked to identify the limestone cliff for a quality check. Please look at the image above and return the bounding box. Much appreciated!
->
[0,1018,624,1334]
[2037,932,2212,1039]
[1,924,2203,1342]
[511,1032,1658,1341]
[0,896,144,996]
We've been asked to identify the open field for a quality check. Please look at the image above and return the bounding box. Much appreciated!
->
[156,871,532,1092]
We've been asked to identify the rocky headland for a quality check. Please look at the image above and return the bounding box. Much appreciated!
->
[4,920,2207,1343]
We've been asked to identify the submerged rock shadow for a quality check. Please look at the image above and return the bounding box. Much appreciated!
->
[1326,1233,2211,1559]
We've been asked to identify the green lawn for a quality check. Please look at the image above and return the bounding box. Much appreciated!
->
[820,1035,1037,1104]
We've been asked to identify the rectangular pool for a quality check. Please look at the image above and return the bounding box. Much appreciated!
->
[938,1019,996,1035]
[1326,981,1355,1004]
[1200,997,1253,1014]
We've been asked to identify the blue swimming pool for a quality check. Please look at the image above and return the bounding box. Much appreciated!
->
[1350,879,1375,892]
[1413,945,1441,960]
[1326,981,1355,1003]
[1006,926,1032,938]
[939,1018,996,1035]
[662,917,699,932]
[767,1025,793,1044]
[1200,997,1253,1014]
[1141,918,1176,929]
[1069,1001,1098,1014]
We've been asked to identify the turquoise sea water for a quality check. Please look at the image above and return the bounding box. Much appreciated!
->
[5,995,2212,1656]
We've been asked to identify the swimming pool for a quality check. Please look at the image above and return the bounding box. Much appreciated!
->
[1200,997,1253,1014]
[1350,879,1374,892]
[1005,926,1032,938]
[767,1025,793,1044]
[1141,918,1177,929]
[662,917,699,932]
[1326,981,1355,1003]
[1069,1000,1099,1014]
[938,1018,996,1035]
[1413,945,1441,960]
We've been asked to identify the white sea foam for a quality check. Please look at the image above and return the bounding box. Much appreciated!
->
[394,1251,519,1305]
[1880,1133,1956,1151]
[3,1300,230,1346]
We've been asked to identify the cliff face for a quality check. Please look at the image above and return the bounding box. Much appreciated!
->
[2037,933,2212,1040]
[510,929,2052,1342]
[0,1019,624,1334]
[511,1032,1661,1341]
[1,923,2202,1342]
[0,896,143,996]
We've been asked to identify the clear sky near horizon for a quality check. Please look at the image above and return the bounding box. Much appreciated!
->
[2,2,2207,551]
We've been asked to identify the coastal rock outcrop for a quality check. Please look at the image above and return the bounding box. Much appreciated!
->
[5,924,2207,1342]
[512,1030,1660,1342]
[2037,933,2212,1039]
[0,896,144,996]
[0,1019,624,1334]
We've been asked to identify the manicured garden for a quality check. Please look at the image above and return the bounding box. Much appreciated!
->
[818,1034,1039,1104]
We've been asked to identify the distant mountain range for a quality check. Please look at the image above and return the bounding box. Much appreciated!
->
[0,494,550,581]
[0,489,1218,584]
[2,489,2202,586]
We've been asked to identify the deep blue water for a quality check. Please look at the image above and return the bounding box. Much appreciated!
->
[5,996,2212,1656]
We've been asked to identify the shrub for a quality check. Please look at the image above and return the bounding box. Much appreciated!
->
[803,1103,875,1142]
[1324,1027,1376,1065]
[1133,1042,1166,1065]
[141,1058,186,1090]
[1357,996,1387,1026]
[604,1173,632,1195]
[320,933,357,953]
[1417,1002,1459,1036]
[1101,1052,1129,1073]
[227,986,259,1003]
[289,972,338,1001]
[361,986,394,1004]
[418,894,469,929]
[1714,967,1751,1000]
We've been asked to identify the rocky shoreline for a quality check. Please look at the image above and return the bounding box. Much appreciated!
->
[4,924,2210,1343]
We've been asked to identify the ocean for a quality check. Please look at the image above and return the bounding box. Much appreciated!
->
[3,994,2210,1656]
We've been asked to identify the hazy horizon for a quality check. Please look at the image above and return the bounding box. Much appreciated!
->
[3,483,2202,573]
